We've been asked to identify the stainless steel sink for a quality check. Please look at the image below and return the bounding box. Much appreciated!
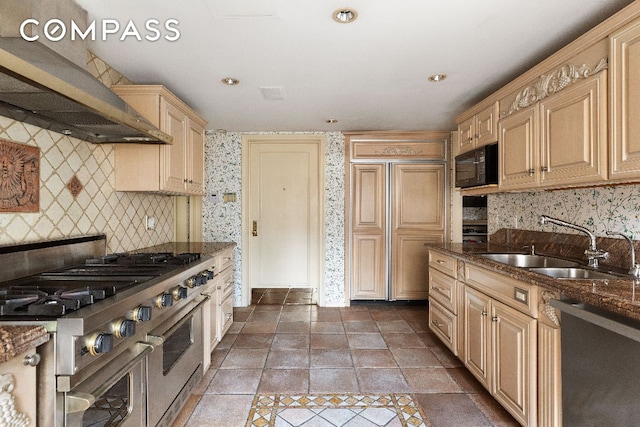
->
[479,253,580,268]
[528,267,620,280]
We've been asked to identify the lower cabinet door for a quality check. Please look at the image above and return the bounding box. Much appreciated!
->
[492,300,537,427]
[463,286,491,389]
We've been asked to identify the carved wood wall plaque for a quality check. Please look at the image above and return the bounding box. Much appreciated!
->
[0,139,40,212]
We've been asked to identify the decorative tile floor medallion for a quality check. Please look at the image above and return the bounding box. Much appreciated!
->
[246,394,430,427]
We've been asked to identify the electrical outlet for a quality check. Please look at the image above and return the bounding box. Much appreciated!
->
[145,215,156,230]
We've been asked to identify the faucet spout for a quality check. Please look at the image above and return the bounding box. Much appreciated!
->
[540,215,608,268]
[606,231,640,278]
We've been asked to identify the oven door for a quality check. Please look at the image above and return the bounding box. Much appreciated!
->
[63,341,153,427]
[147,297,206,427]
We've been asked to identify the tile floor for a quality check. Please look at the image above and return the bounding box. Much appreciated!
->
[172,291,519,427]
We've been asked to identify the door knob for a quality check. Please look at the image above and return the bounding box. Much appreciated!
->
[252,220,258,237]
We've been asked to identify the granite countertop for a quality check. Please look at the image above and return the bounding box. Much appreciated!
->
[426,241,640,322]
[133,241,236,257]
[0,325,49,364]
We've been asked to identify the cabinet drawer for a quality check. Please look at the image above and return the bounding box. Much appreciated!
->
[465,264,538,318]
[429,269,458,314]
[218,249,234,273]
[429,251,457,277]
[219,295,234,338]
[429,299,457,355]
[218,268,234,300]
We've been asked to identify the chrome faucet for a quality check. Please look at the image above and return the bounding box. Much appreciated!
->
[539,215,609,268]
[606,231,640,278]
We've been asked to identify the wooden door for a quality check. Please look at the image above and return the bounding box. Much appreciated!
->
[498,106,538,190]
[476,102,499,147]
[391,163,445,300]
[160,98,187,193]
[351,164,387,299]
[492,300,537,426]
[457,116,476,154]
[187,118,205,195]
[246,140,321,293]
[464,286,491,389]
[539,72,607,187]
[611,20,640,180]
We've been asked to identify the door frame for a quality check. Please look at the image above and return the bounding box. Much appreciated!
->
[241,134,326,306]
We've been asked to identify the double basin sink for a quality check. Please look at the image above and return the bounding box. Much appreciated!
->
[479,253,620,280]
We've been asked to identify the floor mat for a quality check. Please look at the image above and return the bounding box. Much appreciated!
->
[246,394,430,426]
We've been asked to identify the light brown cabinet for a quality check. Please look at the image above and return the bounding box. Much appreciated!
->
[428,251,460,356]
[499,71,608,191]
[463,282,537,427]
[0,349,39,426]
[346,132,448,302]
[112,85,207,195]
[350,162,446,300]
[610,19,640,180]
[456,102,499,155]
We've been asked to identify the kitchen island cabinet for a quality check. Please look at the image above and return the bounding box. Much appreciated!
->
[112,85,207,195]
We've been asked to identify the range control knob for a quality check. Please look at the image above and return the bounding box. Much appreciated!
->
[186,276,198,288]
[131,305,152,322]
[86,333,114,356]
[112,318,136,338]
[172,286,188,301]
[155,293,173,308]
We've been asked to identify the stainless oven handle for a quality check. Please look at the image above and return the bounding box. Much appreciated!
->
[147,295,210,344]
[65,342,155,414]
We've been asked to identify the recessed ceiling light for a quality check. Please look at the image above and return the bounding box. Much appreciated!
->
[333,8,358,23]
[428,74,447,82]
[221,77,240,85]
[326,119,338,124]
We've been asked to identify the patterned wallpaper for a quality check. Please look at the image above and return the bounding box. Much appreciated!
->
[203,131,345,306]
[0,52,174,253]
[488,185,640,239]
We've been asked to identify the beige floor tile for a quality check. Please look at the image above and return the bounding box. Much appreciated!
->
[390,348,441,368]
[265,349,309,369]
[241,321,278,334]
[351,349,398,368]
[381,332,427,348]
[219,348,269,369]
[310,321,345,333]
[258,369,309,393]
[343,320,379,333]
[271,334,310,350]
[233,333,274,348]
[356,368,411,393]
[310,349,353,368]
[310,333,349,349]
[347,333,388,349]
[309,368,360,393]
[376,320,415,333]
[205,369,262,394]
[402,367,462,393]
[186,394,255,427]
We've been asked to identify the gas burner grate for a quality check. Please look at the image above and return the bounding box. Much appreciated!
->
[86,252,201,266]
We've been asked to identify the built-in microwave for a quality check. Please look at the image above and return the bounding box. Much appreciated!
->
[454,143,498,188]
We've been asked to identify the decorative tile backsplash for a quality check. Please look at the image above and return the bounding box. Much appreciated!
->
[203,131,345,306]
[0,52,173,253]
[488,185,640,239]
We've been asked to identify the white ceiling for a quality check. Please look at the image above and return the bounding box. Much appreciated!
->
[75,0,635,132]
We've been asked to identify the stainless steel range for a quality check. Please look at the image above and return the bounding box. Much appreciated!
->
[0,235,216,427]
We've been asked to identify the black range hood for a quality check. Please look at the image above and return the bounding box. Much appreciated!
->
[0,37,172,144]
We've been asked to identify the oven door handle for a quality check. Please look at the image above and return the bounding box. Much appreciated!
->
[147,295,210,344]
[65,341,155,415]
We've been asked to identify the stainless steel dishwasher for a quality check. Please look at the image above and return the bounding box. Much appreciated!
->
[552,298,640,426]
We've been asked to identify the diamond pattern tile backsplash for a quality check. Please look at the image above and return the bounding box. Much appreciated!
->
[0,52,173,253]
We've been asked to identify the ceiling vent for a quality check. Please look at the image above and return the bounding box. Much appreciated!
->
[259,86,285,101]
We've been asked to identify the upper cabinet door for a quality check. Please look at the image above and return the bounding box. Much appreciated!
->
[475,102,500,147]
[611,20,640,180]
[160,98,188,193]
[539,72,608,187]
[392,163,445,231]
[187,118,205,194]
[498,106,538,190]
[457,116,476,155]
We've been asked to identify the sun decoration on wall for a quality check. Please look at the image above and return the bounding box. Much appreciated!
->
[0,138,39,212]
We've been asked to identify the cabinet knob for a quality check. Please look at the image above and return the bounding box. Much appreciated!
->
[481,310,487,316]
[432,320,442,327]
[23,353,41,367]
[492,316,499,322]
[541,166,549,172]
[528,168,535,176]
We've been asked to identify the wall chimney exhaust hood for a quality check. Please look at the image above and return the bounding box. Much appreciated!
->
[0,37,172,144]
